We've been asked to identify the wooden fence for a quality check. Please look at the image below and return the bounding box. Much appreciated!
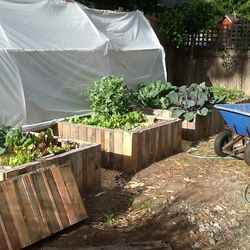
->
[186,23,250,49]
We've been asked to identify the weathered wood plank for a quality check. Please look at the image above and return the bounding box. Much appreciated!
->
[59,165,88,220]
[1,180,31,247]
[14,178,41,242]
[25,175,51,238]
[113,131,124,171]
[44,169,70,229]
[0,216,9,250]
[122,132,133,173]
[0,186,22,250]
[50,167,78,225]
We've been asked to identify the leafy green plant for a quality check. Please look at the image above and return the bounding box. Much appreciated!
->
[135,81,177,109]
[68,111,146,131]
[168,82,223,121]
[0,125,11,154]
[68,75,149,130]
[139,200,154,212]
[87,75,133,117]
[210,86,248,103]
[0,127,78,167]
[103,212,116,228]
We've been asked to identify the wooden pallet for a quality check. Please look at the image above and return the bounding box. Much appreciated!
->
[0,164,88,250]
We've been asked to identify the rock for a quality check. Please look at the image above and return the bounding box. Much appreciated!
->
[204,222,210,229]
[170,196,176,201]
[213,222,221,229]
[214,234,223,242]
[230,210,236,214]
[189,230,195,236]
[210,232,214,237]
[214,205,224,211]
[209,238,216,246]
[231,219,240,227]
[194,242,204,249]
[198,224,206,233]
[211,227,220,234]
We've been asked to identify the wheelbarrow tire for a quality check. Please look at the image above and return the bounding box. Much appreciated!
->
[244,143,250,166]
[214,130,232,157]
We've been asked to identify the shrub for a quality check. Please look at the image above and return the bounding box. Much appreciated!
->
[210,86,248,103]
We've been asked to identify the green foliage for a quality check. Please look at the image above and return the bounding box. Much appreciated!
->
[133,80,247,122]
[160,0,222,47]
[68,111,146,131]
[77,0,164,13]
[210,86,248,103]
[88,76,133,117]
[0,125,11,154]
[211,0,250,21]
[135,81,177,109]
[168,82,223,121]
[0,127,78,167]
[77,75,146,130]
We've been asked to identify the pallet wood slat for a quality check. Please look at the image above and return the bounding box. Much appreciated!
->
[57,118,182,173]
[0,143,101,197]
[0,164,88,250]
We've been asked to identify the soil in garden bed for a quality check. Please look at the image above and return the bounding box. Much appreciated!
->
[28,136,250,250]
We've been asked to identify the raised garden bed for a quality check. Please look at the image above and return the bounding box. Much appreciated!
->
[138,108,224,141]
[0,138,101,197]
[134,81,250,141]
[137,102,249,141]
[57,116,182,173]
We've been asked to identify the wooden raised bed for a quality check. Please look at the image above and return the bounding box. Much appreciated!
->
[57,117,182,173]
[0,139,101,197]
[138,108,224,141]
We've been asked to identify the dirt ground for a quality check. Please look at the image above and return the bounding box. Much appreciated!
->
[29,136,250,250]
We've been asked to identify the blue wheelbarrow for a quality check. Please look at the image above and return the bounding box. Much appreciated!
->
[214,103,250,165]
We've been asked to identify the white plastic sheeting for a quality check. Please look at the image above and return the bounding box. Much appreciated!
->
[0,0,167,126]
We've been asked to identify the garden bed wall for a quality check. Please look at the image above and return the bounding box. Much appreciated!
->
[137,108,224,141]
[57,118,182,173]
[0,142,101,197]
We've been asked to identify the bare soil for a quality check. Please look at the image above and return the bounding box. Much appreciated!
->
[29,136,250,250]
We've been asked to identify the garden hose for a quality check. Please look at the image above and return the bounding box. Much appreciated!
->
[243,181,250,204]
[187,147,234,160]
[187,147,250,204]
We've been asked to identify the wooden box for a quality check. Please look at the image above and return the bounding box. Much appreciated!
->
[0,140,101,197]
[57,118,182,173]
[138,108,224,141]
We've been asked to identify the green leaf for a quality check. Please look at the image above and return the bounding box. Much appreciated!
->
[184,112,195,121]
[198,107,209,116]
[0,147,5,155]
[172,109,185,118]
[168,91,179,104]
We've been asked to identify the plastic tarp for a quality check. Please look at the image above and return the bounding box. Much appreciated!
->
[0,0,167,127]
